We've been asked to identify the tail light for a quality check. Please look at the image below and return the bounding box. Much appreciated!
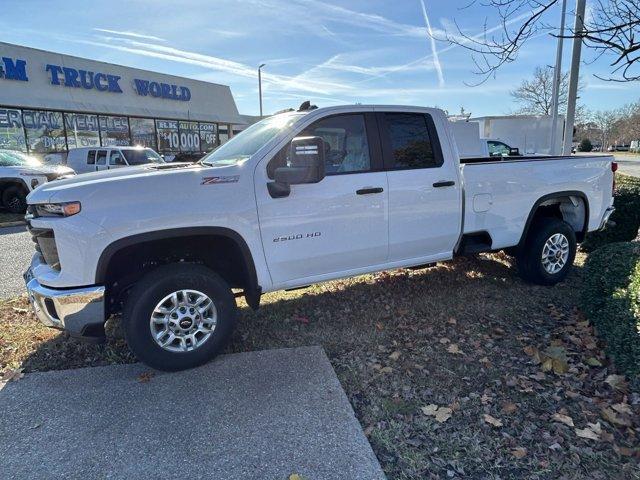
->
[611,162,617,195]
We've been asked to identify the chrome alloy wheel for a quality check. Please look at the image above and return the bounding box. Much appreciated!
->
[541,233,570,274]
[149,290,217,353]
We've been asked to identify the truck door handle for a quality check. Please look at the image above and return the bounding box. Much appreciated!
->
[433,181,455,188]
[356,187,384,195]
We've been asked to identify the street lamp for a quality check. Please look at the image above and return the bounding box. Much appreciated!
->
[258,63,266,118]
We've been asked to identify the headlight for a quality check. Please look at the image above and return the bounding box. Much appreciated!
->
[35,201,81,217]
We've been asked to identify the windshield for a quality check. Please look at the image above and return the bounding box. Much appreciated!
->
[201,113,301,167]
[122,148,164,165]
[0,150,42,167]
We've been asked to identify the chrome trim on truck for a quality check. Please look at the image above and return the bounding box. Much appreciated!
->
[598,206,615,231]
[24,269,105,337]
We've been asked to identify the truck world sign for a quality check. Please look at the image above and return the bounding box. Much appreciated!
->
[0,56,191,102]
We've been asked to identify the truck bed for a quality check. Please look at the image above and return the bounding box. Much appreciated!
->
[460,155,614,250]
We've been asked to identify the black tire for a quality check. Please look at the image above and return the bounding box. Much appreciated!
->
[516,218,577,285]
[2,185,28,214]
[123,263,237,371]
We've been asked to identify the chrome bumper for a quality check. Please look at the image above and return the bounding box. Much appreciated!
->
[598,206,616,231]
[24,268,106,338]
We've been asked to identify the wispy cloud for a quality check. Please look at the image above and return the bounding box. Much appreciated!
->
[420,0,444,87]
[93,28,166,42]
[78,37,356,97]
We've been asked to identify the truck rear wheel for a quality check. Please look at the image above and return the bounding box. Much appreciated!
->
[517,218,576,286]
[123,264,237,371]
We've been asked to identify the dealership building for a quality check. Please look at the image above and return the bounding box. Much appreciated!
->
[0,41,248,159]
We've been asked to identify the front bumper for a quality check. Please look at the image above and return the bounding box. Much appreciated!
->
[24,267,106,339]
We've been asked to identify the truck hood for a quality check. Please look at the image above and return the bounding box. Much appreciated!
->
[8,164,74,177]
[26,162,216,204]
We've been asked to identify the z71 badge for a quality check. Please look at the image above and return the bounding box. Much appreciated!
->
[201,175,240,185]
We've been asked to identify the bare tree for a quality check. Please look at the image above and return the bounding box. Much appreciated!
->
[511,66,569,114]
[444,0,640,82]
[591,109,621,147]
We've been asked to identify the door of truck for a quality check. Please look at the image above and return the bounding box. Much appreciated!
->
[256,111,389,286]
[377,110,462,262]
[95,149,109,171]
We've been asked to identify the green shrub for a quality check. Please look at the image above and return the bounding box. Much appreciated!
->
[578,138,593,152]
[581,242,640,378]
[582,174,640,252]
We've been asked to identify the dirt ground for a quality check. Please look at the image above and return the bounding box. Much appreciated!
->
[1,252,638,479]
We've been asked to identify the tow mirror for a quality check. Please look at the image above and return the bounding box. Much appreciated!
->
[268,136,326,198]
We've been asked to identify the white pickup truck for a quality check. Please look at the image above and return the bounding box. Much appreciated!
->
[23,105,616,371]
[0,150,74,213]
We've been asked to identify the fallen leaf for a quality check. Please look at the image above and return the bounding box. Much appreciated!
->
[137,372,155,383]
[375,322,384,331]
[585,357,603,367]
[612,403,632,416]
[481,393,493,405]
[605,374,627,391]
[511,447,527,458]
[435,407,452,423]
[12,307,28,314]
[615,446,638,457]
[447,344,463,355]
[523,345,539,357]
[601,407,632,427]
[552,413,575,427]
[501,402,518,415]
[483,414,503,428]
[421,404,452,423]
[421,404,438,416]
[575,422,601,441]
[380,366,393,374]
[447,317,457,325]
[388,351,401,361]
[289,474,303,480]
[439,337,450,344]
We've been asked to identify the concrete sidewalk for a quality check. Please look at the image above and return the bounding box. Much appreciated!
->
[0,346,385,480]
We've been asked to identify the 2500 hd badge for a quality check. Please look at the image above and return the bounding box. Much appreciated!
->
[273,232,322,242]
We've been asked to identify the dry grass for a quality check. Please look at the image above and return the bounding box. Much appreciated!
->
[1,252,638,479]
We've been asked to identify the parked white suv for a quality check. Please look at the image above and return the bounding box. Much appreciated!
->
[0,150,74,213]
[66,146,164,174]
[24,105,615,371]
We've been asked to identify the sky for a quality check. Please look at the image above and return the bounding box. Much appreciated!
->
[1,0,638,117]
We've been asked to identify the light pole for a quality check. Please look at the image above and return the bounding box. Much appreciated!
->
[550,0,567,155]
[563,0,586,155]
[258,63,266,118]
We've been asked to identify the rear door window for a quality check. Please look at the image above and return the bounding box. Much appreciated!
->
[96,150,107,166]
[380,112,443,170]
[86,150,96,165]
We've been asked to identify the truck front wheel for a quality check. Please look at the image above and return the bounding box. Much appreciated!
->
[516,218,577,286]
[122,264,237,371]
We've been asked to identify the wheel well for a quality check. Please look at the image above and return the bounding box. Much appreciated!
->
[521,193,589,245]
[98,230,260,315]
[0,179,28,203]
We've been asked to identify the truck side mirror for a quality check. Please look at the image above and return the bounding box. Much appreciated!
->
[508,147,520,156]
[268,136,326,198]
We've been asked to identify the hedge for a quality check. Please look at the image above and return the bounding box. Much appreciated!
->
[581,242,640,378]
[581,174,640,252]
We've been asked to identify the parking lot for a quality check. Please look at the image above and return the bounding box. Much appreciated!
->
[0,225,31,299]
